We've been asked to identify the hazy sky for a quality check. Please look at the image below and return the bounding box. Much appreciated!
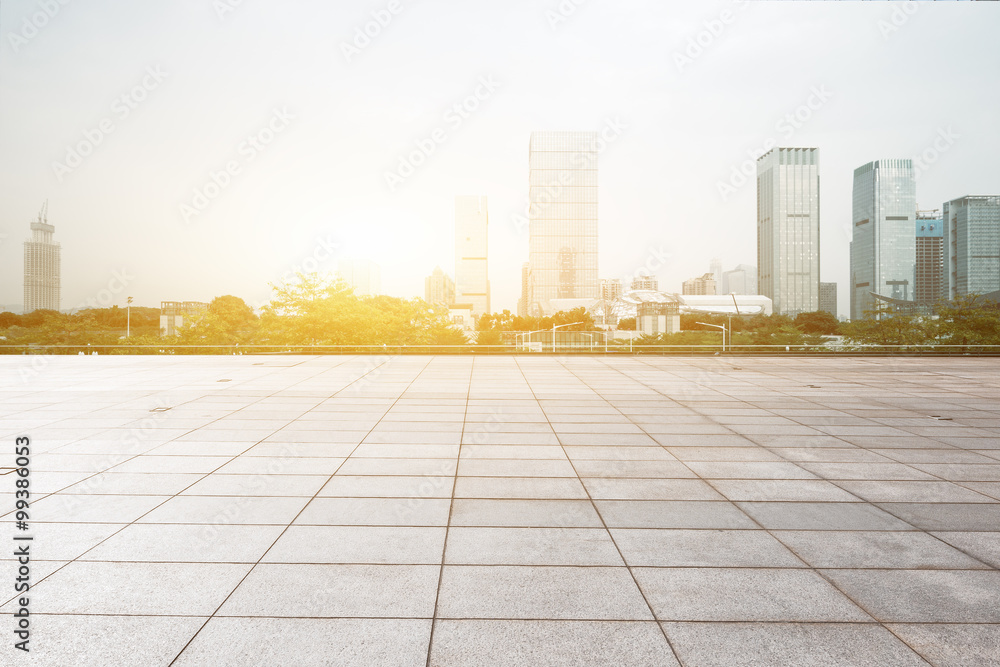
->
[1,0,997,317]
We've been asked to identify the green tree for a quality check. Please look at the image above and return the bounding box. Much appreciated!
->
[931,294,1000,351]
[794,310,840,335]
[841,302,929,347]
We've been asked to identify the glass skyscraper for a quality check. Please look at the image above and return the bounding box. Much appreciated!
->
[23,204,61,314]
[756,147,820,316]
[915,214,944,307]
[527,131,599,316]
[943,195,1000,300]
[454,195,490,317]
[850,159,916,320]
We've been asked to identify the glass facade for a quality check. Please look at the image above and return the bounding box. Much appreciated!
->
[756,148,820,316]
[915,216,944,306]
[454,195,490,317]
[23,214,61,314]
[527,132,599,316]
[850,160,916,320]
[943,196,1000,299]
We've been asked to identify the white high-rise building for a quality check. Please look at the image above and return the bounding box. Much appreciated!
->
[23,203,61,313]
[722,264,758,295]
[337,260,381,296]
[756,147,821,316]
[850,159,916,319]
[527,131,599,316]
[942,195,1000,300]
[454,195,490,317]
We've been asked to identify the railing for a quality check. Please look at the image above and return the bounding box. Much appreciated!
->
[2,344,1000,356]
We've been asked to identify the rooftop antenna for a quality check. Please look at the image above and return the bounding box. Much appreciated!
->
[38,200,48,224]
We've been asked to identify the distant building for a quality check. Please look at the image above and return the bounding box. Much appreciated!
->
[448,304,475,331]
[518,262,530,318]
[601,278,623,301]
[527,131,599,315]
[709,258,722,285]
[630,276,658,291]
[23,203,60,314]
[424,266,455,305]
[722,264,757,295]
[160,301,207,336]
[850,159,916,319]
[819,282,838,318]
[637,301,680,336]
[943,195,1000,300]
[682,273,716,295]
[455,195,490,317]
[915,213,944,307]
[337,260,381,296]
[757,147,820,316]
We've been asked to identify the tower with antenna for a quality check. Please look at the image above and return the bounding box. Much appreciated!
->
[23,201,61,313]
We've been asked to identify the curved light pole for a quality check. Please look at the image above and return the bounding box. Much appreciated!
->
[552,321,584,353]
[697,321,726,353]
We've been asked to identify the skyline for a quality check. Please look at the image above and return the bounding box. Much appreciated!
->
[2,1,999,318]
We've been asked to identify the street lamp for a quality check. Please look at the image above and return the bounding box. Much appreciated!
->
[127,296,133,338]
[697,321,726,353]
[551,321,584,353]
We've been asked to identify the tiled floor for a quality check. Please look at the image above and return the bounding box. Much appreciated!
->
[2,355,1000,666]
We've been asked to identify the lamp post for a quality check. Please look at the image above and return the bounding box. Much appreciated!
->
[551,321,584,353]
[127,296,133,338]
[697,321,726,353]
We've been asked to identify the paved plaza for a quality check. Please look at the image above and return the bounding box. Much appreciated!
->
[2,355,1000,666]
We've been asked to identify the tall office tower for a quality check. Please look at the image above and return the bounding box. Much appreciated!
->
[709,258,723,285]
[23,202,61,313]
[683,273,717,295]
[756,147,820,316]
[337,259,381,296]
[630,276,658,291]
[915,213,944,307]
[942,195,1000,300]
[722,264,758,295]
[819,282,838,318]
[527,131,599,316]
[850,159,916,319]
[455,195,490,317]
[518,262,530,318]
[424,266,455,305]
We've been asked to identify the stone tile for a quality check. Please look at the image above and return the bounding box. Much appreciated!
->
[450,499,603,527]
[874,502,1000,531]
[737,502,915,530]
[596,501,756,529]
[138,495,309,525]
[711,479,857,502]
[175,618,431,667]
[612,529,804,567]
[458,458,576,477]
[436,565,652,620]
[81,523,284,563]
[454,477,587,499]
[263,526,446,564]
[663,622,926,667]
[218,564,439,617]
[888,623,1000,667]
[295,497,452,526]
[932,532,1000,568]
[28,494,169,523]
[429,620,678,667]
[773,530,988,569]
[822,569,1000,622]
[798,462,934,481]
[582,478,723,500]
[685,462,817,480]
[445,527,622,565]
[183,474,329,496]
[0,561,251,615]
[17,615,206,667]
[635,568,869,621]
[563,446,675,460]
[319,475,453,498]
[834,480,996,503]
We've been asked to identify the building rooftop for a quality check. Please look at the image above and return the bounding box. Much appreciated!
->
[2,355,999,665]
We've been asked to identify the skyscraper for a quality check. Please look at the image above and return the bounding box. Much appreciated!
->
[424,266,455,305]
[337,259,381,296]
[942,196,1000,300]
[819,282,838,318]
[518,262,530,318]
[915,213,944,307]
[23,202,60,313]
[850,159,916,319]
[756,147,820,316]
[722,264,758,295]
[455,195,490,317]
[527,131,599,316]
[709,258,723,285]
